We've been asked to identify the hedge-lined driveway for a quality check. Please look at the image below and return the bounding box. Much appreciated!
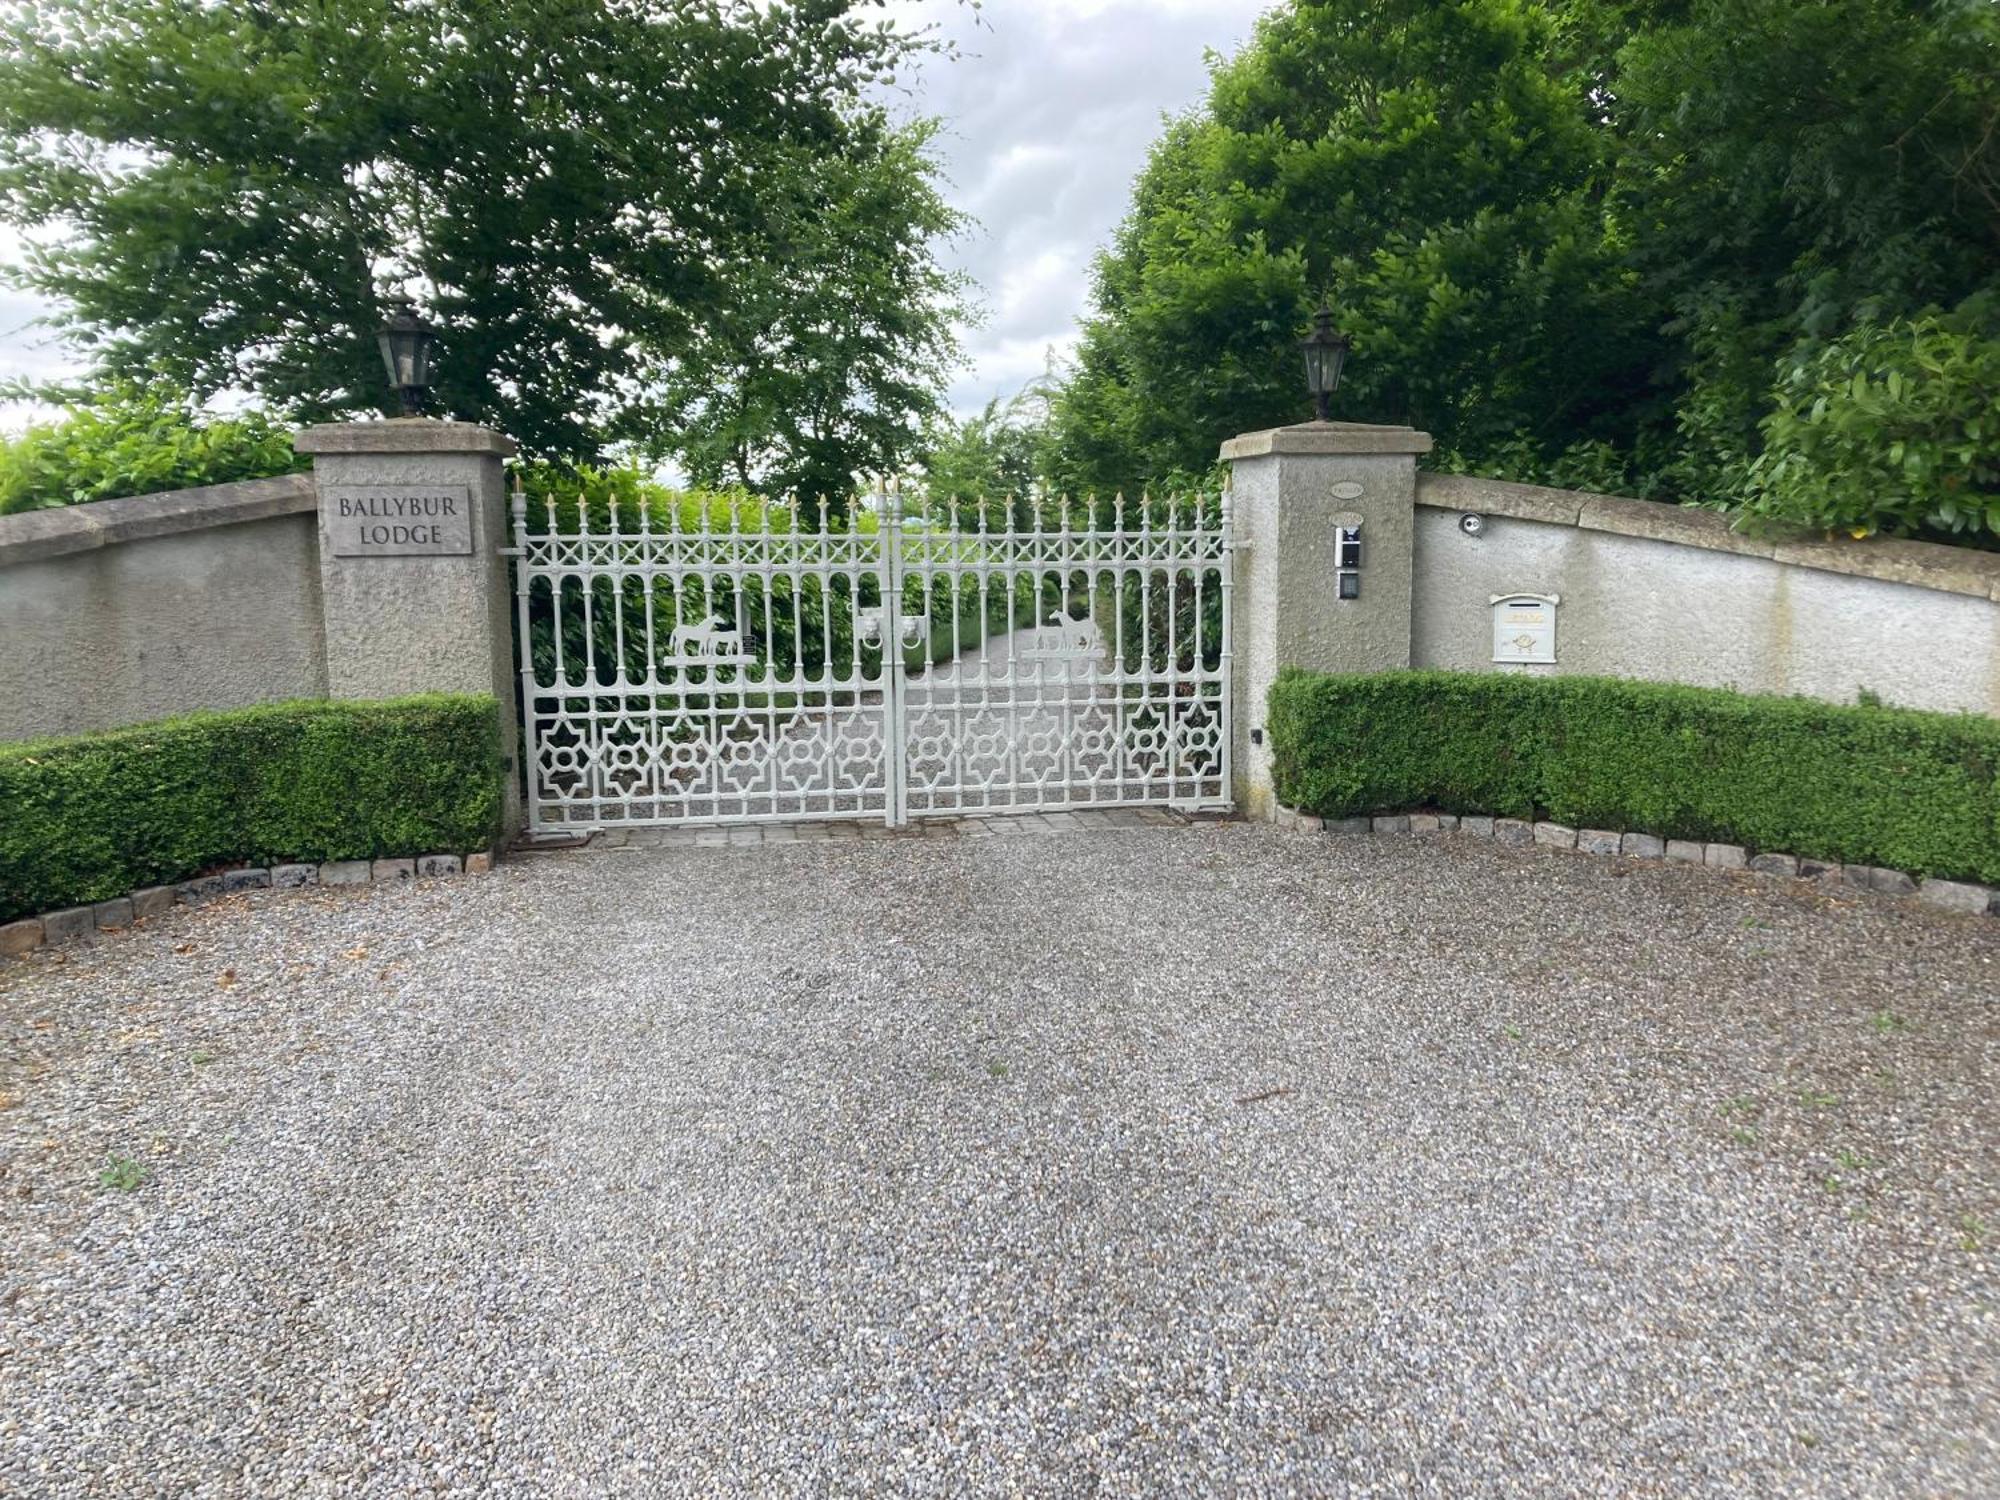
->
[2,822,1995,1496]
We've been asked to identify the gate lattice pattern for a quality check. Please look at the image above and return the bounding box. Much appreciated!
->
[508,484,1232,830]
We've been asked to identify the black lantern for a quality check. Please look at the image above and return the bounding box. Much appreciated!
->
[377,297,439,417]
[1300,302,1351,422]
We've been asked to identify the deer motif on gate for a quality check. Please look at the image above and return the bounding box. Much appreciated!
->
[1024,611,1099,662]
[667,616,753,667]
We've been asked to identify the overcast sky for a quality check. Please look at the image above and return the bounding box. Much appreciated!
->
[892,0,1268,416]
[0,0,1270,429]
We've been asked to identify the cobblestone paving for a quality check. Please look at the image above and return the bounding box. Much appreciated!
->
[1,823,1995,1497]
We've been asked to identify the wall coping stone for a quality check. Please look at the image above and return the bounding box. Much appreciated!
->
[294,418,518,456]
[1416,471,2000,602]
[1219,420,1434,461]
[0,472,315,568]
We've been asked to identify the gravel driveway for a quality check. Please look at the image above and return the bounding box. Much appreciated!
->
[2,823,1995,1497]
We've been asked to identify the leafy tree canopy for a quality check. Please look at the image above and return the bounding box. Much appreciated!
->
[1049,0,1666,496]
[1610,0,2000,503]
[1053,0,2000,542]
[0,0,966,505]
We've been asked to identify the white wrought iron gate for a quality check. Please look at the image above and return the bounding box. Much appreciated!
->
[508,482,1232,831]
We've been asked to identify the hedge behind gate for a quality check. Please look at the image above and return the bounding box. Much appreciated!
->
[0,695,503,920]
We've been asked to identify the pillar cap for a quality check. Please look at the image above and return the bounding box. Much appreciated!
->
[1219,420,1432,461]
[295,418,517,457]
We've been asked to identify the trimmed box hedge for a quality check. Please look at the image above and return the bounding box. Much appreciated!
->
[1268,668,2000,884]
[0,695,503,920]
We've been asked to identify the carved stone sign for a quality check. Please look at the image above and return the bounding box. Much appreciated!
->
[1491,593,1559,664]
[325,484,473,557]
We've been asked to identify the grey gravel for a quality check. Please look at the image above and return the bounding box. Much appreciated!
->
[1621,832,1665,859]
[1750,853,1802,877]
[2,824,1995,1497]
[1576,828,1621,856]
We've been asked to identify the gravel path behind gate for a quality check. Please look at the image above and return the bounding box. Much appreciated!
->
[1,824,1995,1497]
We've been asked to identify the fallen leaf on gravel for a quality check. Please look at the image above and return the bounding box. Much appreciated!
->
[216,969,236,988]
[173,944,196,955]
[345,945,369,961]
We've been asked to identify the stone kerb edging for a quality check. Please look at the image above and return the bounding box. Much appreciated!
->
[1415,471,2000,604]
[1273,805,2000,919]
[0,850,499,958]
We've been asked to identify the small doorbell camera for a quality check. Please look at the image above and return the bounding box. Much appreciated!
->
[1459,513,1486,537]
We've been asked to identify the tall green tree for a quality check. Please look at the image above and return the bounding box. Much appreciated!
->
[0,0,965,502]
[1049,0,1668,496]
[656,122,967,513]
[1610,0,2000,502]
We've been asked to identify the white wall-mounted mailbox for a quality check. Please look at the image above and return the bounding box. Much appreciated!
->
[1491,593,1559,664]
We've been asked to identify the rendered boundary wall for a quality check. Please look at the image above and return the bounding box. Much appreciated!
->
[0,475,325,741]
[1413,472,2000,717]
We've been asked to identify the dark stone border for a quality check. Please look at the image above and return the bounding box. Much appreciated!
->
[1274,805,1999,919]
[0,851,499,957]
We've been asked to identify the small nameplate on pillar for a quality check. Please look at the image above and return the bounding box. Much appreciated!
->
[326,485,474,557]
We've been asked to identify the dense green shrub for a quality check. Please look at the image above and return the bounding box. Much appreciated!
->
[1268,669,2000,883]
[1739,299,2000,541]
[0,697,502,920]
[0,386,304,516]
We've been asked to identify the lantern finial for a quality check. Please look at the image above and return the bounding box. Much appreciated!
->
[1300,301,1351,422]
[378,296,440,418]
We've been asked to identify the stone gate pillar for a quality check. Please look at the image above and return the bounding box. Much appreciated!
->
[294,419,520,832]
[1219,420,1432,820]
